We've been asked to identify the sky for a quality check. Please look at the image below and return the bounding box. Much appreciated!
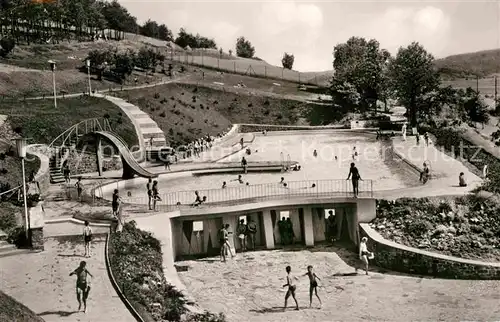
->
[118,1,500,72]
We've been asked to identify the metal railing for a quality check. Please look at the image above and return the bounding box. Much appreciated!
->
[121,179,374,212]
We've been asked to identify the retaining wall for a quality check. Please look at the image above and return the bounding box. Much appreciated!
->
[359,223,500,279]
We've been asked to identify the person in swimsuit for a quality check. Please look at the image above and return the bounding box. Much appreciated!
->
[241,157,248,174]
[237,219,247,252]
[313,150,318,157]
[147,178,153,210]
[70,261,93,313]
[283,265,299,311]
[75,176,83,201]
[356,237,372,275]
[219,224,235,262]
[111,189,120,217]
[231,174,244,184]
[303,265,322,308]
[459,172,467,187]
[83,221,92,258]
[347,162,362,197]
[221,181,227,189]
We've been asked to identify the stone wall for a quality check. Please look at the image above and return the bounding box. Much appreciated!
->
[239,124,346,133]
[66,150,122,175]
[359,223,500,279]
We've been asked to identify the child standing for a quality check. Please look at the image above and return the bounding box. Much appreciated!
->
[83,221,92,258]
[303,265,322,308]
[75,177,83,201]
[282,266,299,311]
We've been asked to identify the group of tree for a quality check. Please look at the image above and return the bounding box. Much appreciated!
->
[173,28,216,49]
[0,0,216,51]
[282,53,294,69]
[85,46,166,82]
[329,36,491,128]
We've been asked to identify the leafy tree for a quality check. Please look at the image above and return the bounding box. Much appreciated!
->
[174,28,216,49]
[113,50,136,82]
[135,47,158,71]
[461,87,489,127]
[140,20,160,39]
[388,42,440,127]
[158,24,173,41]
[0,37,15,57]
[282,52,294,70]
[333,37,391,113]
[236,36,255,58]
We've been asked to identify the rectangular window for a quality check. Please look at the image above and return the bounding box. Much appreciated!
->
[193,221,203,232]
[324,209,335,219]
[239,215,247,224]
[280,211,290,219]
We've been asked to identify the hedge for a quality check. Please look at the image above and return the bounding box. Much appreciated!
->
[108,221,225,322]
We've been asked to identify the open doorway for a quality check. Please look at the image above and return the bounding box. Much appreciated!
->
[324,209,336,243]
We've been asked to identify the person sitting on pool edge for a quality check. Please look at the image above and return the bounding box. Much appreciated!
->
[459,172,467,187]
[222,181,227,189]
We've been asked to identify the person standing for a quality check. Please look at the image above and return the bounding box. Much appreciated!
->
[112,189,121,217]
[83,221,92,258]
[152,180,160,211]
[237,219,247,252]
[146,178,153,210]
[246,218,257,250]
[69,261,93,313]
[285,218,295,244]
[303,265,322,308]
[356,237,373,275]
[241,156,248,174]
[346,162,362,197]
[75,177,83,201]
[278,217,286,245]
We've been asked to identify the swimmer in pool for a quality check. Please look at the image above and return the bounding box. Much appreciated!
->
[222,181,227,189]
[231,175,244,184]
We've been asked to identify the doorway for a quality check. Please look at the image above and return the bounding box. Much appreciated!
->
[298,208,305,245]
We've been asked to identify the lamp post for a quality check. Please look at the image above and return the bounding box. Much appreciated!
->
[48,60,57,108]
[86,59,92,95]
[15,138,29,240]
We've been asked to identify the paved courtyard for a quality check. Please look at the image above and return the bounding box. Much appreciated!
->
[176,245,500,322]
[0,237,135,322]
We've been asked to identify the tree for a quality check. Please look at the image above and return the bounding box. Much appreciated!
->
[333,37,391,113]
[282,52,294,70]
[236,36,255,58]
[135,47,158,72]
[174,28,216,49]
[462,87,489,128]
[388,42,440,127]
[157,24,173,41]
[140,20,160,39]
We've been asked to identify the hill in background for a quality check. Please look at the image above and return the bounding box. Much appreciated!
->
[435,48,500,79]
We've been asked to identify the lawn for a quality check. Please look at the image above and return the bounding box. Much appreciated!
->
[116,82,311,146]
[0,290,44,322]
[170,53,330,86]
[0,96,138,148]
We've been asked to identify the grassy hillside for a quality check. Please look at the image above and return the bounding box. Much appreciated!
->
[435,48,500,79]
[0,290,44,322]
[0,96,138,148]
[116,82,314,146]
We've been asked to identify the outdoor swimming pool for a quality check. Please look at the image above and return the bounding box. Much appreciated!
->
[114,132,418,204]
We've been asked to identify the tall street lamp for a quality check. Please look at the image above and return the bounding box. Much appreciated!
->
[48,60,57,108]
[15,138,29,240]
[86,59,92,95]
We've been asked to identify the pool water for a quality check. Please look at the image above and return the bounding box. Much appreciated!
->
[122,132,418,198]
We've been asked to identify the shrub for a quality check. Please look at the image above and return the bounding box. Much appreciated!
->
[154,93,160,99]
[159,112,166,117]
[0,37,15,57]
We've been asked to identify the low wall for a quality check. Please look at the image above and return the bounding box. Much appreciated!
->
[239,124,347,133]
[44,218,112,237]
[359,223,500,279]
[27,144,50,196]
[66,150,122,175]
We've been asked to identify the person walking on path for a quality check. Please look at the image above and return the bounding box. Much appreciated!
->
[303,265,322,308]
[246,218,257,250]
[283,265,299,311]
[346,162,362,197]
[152,180,160,211]
[83,221,92,258]
[70,261,93,313]
[356,237,373,275]
[147,178,153,210]
[420,162,430,184]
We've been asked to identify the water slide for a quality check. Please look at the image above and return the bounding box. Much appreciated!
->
[95,131,158,179]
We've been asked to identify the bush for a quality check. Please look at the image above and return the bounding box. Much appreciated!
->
[108,221,225,322]
[0,37,15,57]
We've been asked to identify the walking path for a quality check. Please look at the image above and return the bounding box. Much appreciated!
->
[0,236,135,322]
